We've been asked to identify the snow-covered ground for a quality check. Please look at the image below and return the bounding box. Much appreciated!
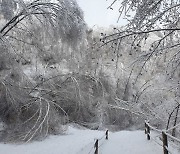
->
[0,125,179,154]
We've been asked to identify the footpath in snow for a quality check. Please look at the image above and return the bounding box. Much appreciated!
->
[0,125,179,154]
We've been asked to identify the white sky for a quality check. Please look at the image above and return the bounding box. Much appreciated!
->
[76,0,127,28]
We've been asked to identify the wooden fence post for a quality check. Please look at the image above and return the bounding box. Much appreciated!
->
[106,130,108,140]
[145,122,150,140]
[147,124,150,140]
[94,139,98,154]
[162,131,168,154]
[145,122,147,134]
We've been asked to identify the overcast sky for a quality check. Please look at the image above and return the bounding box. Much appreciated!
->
[76,0,126,28]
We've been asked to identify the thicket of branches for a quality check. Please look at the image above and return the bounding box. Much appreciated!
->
[0,0,89,142]
[102,0,180,135]
[0,0,142,143]
[0,0,179,143]
[105,0,180,78]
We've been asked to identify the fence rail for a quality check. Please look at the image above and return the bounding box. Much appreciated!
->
[145,121,180,154]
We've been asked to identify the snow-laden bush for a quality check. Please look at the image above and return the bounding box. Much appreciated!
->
[0,72,138,142]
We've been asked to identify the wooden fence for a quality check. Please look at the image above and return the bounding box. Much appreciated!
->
[92,130,109,154]
[88,122,179,154]
[145,121,180,154]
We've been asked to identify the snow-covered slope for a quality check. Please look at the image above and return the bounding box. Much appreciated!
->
[0,125,179,154]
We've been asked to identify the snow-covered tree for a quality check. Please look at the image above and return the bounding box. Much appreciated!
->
[0,0,88,142]
[105,0,180,78]
[103,0,180,133]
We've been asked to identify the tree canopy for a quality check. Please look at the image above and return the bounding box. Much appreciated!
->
[104,0,180,80]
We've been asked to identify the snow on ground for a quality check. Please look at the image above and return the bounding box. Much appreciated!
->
[0,125,179,154]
